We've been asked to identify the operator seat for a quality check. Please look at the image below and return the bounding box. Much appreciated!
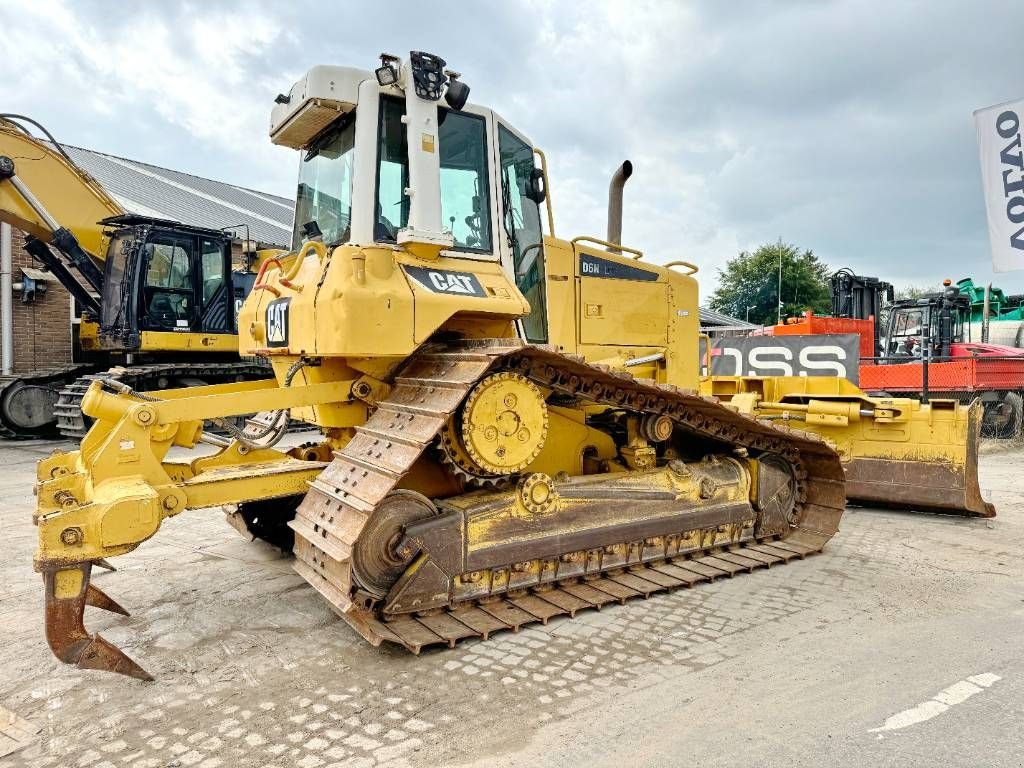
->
[147,293,176,327]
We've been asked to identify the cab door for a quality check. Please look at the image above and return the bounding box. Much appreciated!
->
[140,234,197,333]
[198,238,234,333]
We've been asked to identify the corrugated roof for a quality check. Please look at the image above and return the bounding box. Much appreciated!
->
[56,143,294,248]
[699,306,757,330]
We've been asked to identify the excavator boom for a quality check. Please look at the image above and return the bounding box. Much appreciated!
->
[0,116,276,438]
[0,115,123,257]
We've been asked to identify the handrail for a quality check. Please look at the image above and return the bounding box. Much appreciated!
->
[571,235,644,260]
[253,241,327,295]
[252,256,283,296]
[280,241,326,290]
[534,148,555,238]
[663,260,699,275]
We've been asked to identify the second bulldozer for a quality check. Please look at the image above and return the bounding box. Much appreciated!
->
[30,51,990,681]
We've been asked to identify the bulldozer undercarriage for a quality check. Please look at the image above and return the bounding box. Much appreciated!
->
[39,339,847,677]
[288,339,846,654]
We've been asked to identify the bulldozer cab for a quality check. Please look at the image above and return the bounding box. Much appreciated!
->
[271,54,702,382]
[278,57,552,346]
[97,217,239,350]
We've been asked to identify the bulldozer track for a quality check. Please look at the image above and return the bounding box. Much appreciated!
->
[54,361,272,439]
[290,339,846,654]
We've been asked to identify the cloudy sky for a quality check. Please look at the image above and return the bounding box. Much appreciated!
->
[2,0,1022,297]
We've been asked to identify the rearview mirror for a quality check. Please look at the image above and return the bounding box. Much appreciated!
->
[526,167,546,203]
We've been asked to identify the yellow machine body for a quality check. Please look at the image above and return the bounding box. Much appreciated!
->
[76,320,243,355]
[27,53,986,680]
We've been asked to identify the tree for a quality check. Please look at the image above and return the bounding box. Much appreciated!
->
[708,242,832,327]
[894,284,940,300]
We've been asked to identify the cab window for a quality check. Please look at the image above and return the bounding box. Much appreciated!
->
[199,238,230,332]
[376,97,409,241]
[889,308,924,356]
[499,124,546,343]
[293,115,356,249]
[375,96,492,252]
[143,238,193,330]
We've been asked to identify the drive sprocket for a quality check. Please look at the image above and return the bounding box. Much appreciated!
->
[459,371,548,474]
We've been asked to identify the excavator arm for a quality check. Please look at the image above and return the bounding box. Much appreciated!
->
[0,116,124,311]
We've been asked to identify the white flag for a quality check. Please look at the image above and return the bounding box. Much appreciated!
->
[975,99,1024,272]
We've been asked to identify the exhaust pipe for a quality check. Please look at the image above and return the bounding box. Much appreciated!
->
[982,283,991,343]
[607,160,633,253]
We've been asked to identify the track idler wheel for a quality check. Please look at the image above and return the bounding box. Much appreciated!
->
[754,453,799,538]
[351,491,440,598]
[42,561,152,681]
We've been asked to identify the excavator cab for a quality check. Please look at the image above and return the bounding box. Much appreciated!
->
[96,217,239,350]
[0,117,274,438]
[0,117,255,360]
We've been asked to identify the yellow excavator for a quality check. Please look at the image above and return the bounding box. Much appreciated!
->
[31,52,992,681]
[0,115,272,438]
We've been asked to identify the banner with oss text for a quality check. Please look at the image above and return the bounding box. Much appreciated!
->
[974,98,1024,272]
[698,334,860,385]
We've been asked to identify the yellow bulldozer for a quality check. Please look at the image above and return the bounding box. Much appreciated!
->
[0,115,274,438]
[31,51,992,681]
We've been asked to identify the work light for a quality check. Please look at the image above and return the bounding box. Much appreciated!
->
[375,64,397,86]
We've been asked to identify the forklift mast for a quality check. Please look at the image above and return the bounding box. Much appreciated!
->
[830,269,893,357]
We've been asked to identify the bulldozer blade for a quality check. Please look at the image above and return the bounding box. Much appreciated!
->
[843,405,995,518]
[85,582,130,616]
[843,456,994,517]
[93,558,117,572]
[42,563,153,681]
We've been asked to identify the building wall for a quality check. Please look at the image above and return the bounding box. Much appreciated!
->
[9,229,73,374]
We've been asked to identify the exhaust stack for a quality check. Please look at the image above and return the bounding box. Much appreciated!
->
[982,283,991,343]
[606,160,633,253]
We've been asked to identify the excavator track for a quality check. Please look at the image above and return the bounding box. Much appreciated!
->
[0,364,93,438]
[53,361,272,439]
[290,339,846,653]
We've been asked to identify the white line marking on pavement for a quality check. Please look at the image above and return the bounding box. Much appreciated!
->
[869,673,1001,734]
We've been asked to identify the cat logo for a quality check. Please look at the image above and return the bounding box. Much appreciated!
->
[265,298,290,348]
[402,265,486,298]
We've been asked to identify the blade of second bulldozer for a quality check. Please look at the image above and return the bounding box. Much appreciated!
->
[842,399,994,517]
